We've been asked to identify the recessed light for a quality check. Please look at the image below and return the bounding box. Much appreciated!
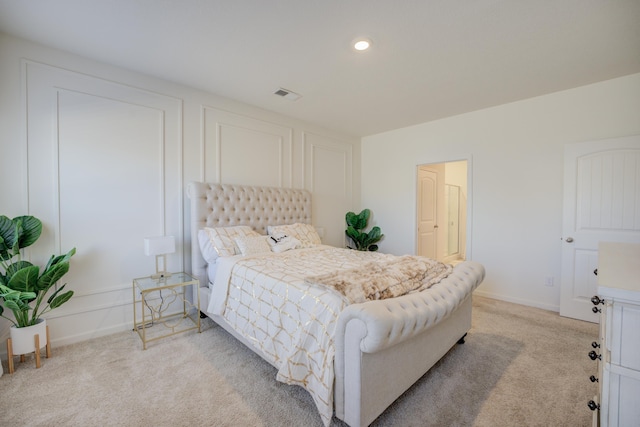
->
[353,38,371,51]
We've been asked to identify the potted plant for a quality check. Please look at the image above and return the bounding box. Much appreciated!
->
[345,209,384,251]
[0,215,75,356]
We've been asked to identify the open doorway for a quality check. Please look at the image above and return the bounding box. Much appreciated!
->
[417,160,469,264]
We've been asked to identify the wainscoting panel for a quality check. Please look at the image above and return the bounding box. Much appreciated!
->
[23,61,182,344]
[202,107,293,187]
[304,132,353,247]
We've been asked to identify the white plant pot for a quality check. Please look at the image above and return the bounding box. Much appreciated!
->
[10,318,47,355]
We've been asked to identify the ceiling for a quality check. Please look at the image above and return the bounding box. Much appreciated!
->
[1,0,639,137]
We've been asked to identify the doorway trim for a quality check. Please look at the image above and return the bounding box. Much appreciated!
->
[416,155,473,262]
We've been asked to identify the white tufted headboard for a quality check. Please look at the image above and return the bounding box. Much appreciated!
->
[186,182,312,290]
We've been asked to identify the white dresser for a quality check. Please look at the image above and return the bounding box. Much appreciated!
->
[590,242,640,427]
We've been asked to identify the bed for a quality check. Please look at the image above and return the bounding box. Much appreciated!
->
[187,182,485,427]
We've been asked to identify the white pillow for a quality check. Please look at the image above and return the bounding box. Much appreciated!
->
[235,235,272,256]
[198,229,218,264]
[267,232,301,253]
[199,226,260,259]
[268,223,321,248]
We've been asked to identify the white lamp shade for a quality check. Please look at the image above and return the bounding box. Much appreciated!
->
[144,236,176,256]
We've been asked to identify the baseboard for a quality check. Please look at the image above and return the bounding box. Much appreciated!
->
[0,322,132,360]
[473,290,560,313]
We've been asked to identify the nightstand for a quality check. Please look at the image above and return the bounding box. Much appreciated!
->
[132,272,201,349]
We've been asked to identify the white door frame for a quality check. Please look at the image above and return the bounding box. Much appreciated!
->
[416,156,473,261]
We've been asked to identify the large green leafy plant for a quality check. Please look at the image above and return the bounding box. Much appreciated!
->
[345,209,384,251]
[0,215,75,328]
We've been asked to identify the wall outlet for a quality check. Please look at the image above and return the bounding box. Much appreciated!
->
[545,276,554,287]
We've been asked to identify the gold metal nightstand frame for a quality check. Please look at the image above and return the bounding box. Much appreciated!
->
[133,272,201,349]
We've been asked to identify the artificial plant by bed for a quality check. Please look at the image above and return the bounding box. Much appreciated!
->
[0,215,75,328]
[345,209,384,251]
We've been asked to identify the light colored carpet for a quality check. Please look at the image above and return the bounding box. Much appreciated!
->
[0,296,598,426]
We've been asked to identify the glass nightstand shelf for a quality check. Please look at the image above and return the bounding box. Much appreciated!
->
[132,272,201,349]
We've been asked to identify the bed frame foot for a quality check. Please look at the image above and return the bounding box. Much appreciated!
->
[457,333,468,344]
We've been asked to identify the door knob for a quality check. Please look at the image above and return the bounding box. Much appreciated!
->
[565,237,574,243]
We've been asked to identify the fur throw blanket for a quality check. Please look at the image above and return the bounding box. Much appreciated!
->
[304,255,453,304]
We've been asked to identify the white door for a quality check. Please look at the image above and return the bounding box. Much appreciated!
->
[560,135,640,322]
[418,167,439,259]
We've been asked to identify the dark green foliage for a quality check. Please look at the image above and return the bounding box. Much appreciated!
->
[345,209,384,251]
[0,215,75,327]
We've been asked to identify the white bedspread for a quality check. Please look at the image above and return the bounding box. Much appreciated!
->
[207,246,436,425]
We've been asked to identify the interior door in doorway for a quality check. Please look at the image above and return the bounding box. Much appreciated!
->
[560,135,640,322]
[417,166,442,260]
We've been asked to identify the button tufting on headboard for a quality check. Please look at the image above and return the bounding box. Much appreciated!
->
[187,182,313,291]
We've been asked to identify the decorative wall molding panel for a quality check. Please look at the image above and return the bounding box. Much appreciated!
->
[1,37,357,350]
[304,132,353,247]
[24,61,183,344]
[202,107,294,187]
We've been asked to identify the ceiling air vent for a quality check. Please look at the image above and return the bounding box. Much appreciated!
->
[274,87,301,101]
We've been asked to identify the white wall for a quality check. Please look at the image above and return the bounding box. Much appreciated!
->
[0,33,359,348]
[361,73,640,311]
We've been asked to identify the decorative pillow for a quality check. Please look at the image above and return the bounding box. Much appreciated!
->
[235,235,272,256]
[267,223,321,248]
[199,226,260,259]
[267,232,301,253]
[198,229,219,264]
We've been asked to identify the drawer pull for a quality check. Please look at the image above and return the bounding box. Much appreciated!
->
[588,400,600,411]
[588,350,601,361]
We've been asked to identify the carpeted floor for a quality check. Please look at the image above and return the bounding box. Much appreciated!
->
[0,296,598,426]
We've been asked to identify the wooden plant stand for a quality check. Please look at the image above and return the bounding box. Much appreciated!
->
[6,325,52,374]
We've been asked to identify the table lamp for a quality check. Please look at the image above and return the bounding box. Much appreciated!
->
[144,236,175,279]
